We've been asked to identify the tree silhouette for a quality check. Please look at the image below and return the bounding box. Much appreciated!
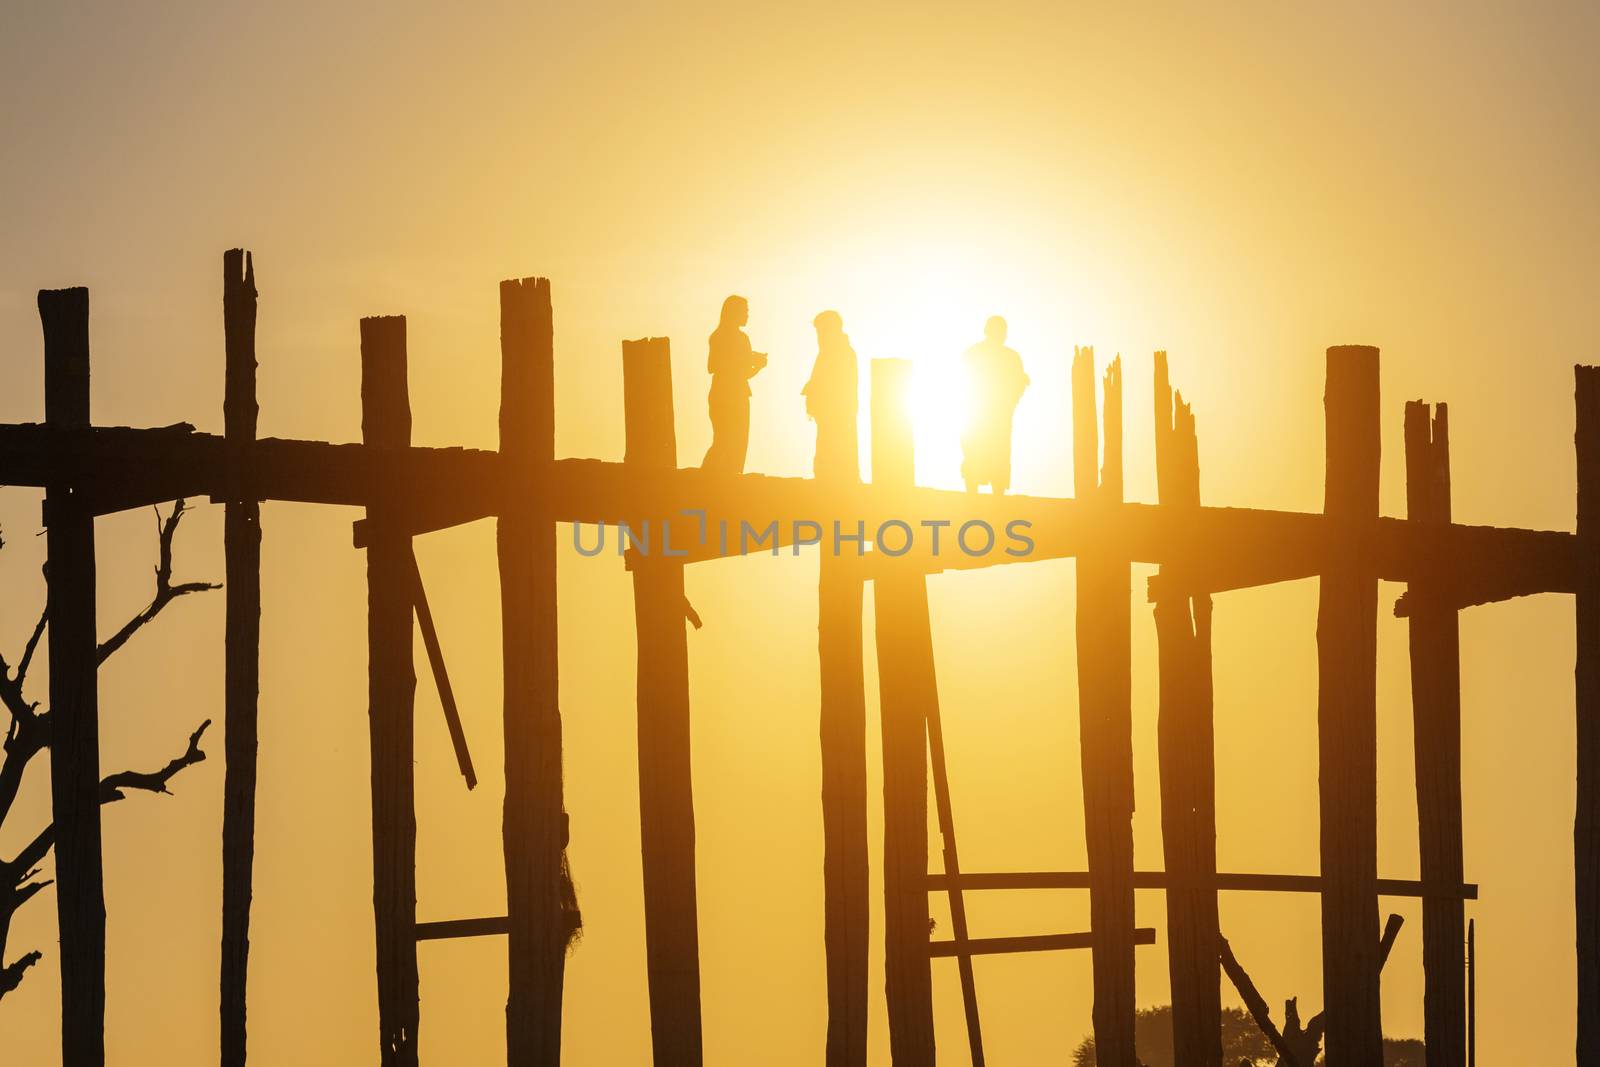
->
[0,500,216,1000]
[1070,1005,1425,1066]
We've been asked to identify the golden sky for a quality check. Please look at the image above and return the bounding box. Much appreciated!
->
[2,1,1598,1062]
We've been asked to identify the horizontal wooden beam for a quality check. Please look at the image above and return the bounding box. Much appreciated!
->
[927,871,1478,900]
[415,916,508,941]
[0,421,1581,597]
[929,929,1157,958]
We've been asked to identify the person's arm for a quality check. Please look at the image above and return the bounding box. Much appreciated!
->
[744,334,767,377]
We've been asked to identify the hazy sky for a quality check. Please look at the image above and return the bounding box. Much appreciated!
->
[2,2,1598,1063]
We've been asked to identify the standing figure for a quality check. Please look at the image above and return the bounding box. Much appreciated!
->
[802,310,859,481]
[959,315,1030,494]
[701,295,767,473]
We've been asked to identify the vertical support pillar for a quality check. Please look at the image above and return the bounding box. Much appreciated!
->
[1577,366,1600,1063]
[871,359,936,1065]
[817,389,868,1067]
[1318,344,1383,1062]
[41,286,104,1067]
[1151,352,1221,1067]
[1072,348,1136,1067]
[1404,400,1466,1066]
[221,249,261,1067]
[362,315,419,1067]
[499,277,569,1066]
[624,337,704,1065]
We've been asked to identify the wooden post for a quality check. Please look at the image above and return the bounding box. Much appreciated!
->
[870,359,937,1065]
[1578,365,1600,1063]
[625,336,704,1065]
[817,390,868,1066]
[1467,918,1476,1067]
[362,316,420,1067]
[1072,347,1137,1067]
[41,286,105,1067]
[221,249,261,1067]
[1318,344,1384,1062]
[499,277,568,1066]
[1151,352,1221,1067]
[1404,400,1466,1067]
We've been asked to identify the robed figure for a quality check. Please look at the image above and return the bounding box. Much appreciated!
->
[960,315,1029,494]
[701,294,768,473]
[802,310,859,481]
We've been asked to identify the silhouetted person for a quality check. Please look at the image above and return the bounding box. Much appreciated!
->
[700,295,767,473]
[960,315,1029,494]
[802,310,859,481]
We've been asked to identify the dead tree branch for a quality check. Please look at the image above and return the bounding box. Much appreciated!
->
[0,951,40,997]
[8,720,211,878]
[0,499,217,1004]
[1220,914,1404,1066]
[1218,936,1298,1066]
[96,500,220,664]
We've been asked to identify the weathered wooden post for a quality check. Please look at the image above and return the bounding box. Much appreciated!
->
[816,386,868,1066]
[499,277,569,1066]
[362,315,420,1066]
[221,248,261,1067]
[870,359,937,1064]
[41,286,105,1067]
[1403,400,1466,1066]
[1072,347,1137,1066]
[624,336,704,1065]
[1577,366,1600,1064]
[1318,344,1383,1062]
[1151,352,1221,1067]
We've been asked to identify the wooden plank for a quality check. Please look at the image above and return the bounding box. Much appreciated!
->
[1579,365,1600,1064]
[1151,351,1221,1067]
[927,689,985,1063]
[625,336,704,1066]
[361,315,420,1067]
[417,917,511,941]
[41,286,105,1067]
[925,870,1477,898]
[498,277,569,1067]
[1073,348,1137,1067]
[409,553,474,789]
[815,360,869,1067]
[1404,400,1467,1067]
[930,929,1157,958]
[0,423,1583,599]
[870,359,937,1065]
[1317,344,1384,1063]
[220,248,261,1067]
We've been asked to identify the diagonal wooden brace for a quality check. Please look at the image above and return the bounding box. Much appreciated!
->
[406,550,476,790]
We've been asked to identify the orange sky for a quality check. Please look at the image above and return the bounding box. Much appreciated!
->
[2,2,1598,1063]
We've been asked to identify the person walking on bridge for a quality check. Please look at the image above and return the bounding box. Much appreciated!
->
[960,314,1029,494]
[701,294,767,473]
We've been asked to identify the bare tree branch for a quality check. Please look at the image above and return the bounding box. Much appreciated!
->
[1219,935,1299,1066]
[99,719,210,801]
[0,713,47,839]
[9,877,49,912]
[96,500,220,665]
[14,607,45,691]
[8,720,211,887]
[1222,914,1405,1066]
[0,951,40,998]
[0,500,218,1005]
[0,622,47,829]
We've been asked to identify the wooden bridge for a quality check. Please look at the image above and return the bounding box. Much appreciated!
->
[9,249,1599,1066]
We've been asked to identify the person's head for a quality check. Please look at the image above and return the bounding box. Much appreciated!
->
[984,315,1007,344]
[813,309,843,340]
[720,295,749,328]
